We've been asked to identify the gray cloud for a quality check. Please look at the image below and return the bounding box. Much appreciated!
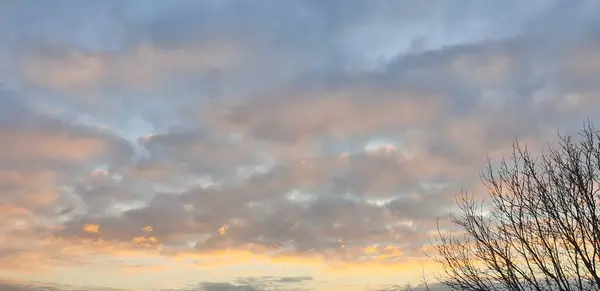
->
[0,279,129,291]
[195,282,259,291]
[49,144,457,259]
[0,89,136,240]
[0,281,62,291]
[271,277,313,283]
[189,276,314,291]
[141,128,260,177]
[0,279,307,291]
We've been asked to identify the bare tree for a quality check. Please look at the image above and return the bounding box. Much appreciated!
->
[429,121,600,291]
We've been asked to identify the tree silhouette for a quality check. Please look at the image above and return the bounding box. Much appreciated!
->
[428,121,600,291]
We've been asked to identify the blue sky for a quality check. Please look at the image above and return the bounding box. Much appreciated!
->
[1,1,600,290]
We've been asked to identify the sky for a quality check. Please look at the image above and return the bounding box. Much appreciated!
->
[1,1,600,291]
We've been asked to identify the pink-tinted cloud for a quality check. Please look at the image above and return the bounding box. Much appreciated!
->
[23,43,241,92]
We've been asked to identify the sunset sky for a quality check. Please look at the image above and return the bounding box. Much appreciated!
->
[1,1,600,290]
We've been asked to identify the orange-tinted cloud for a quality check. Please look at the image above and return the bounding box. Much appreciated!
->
[23,43,241,92]
[0,130,106,162]
[206,87,442,149]
[83,224,101,234]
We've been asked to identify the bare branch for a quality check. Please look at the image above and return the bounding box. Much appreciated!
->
[428,121,600,291]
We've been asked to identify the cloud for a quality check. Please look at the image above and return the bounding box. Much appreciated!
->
[140,128,259,177]
[3,1,600,291]
[46,163,448,264]
[206,86,442,147]
[0,280,62,291]
[0,278,130,291]
[82,224,100,234]
[36,30,600,271]
[23,43,240,92]
[0,90,140,279]
[271,276,313,283]
[0,277,306,291]
[190,276,314,291]
[0,90,133,166]
[196,282,259,291]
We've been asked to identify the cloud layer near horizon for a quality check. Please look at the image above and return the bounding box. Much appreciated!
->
[2,1,600,290]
